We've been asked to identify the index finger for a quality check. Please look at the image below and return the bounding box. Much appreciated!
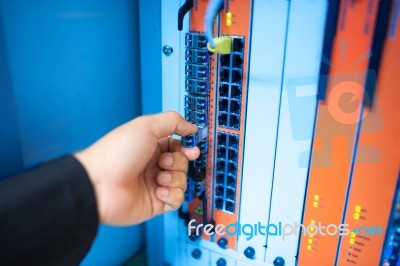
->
[149,111,198,138]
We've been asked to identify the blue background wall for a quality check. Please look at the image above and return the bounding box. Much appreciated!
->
[0,0,163,264]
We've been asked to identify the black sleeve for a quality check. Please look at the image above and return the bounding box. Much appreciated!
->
[0,156,99,265]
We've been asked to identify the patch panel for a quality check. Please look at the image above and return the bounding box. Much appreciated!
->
[182,32,211,206]
[214,131,240,213]
[217,36,245,130]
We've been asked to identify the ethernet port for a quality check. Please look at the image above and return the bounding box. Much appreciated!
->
[216,173,225,185]
[219,99,229,112]
[227,161,237,175]
[231,85,241,99]
[218,113,228,127]
[220,69,230,82]
[229,135,239,147]
[217,147,226,159]
[227,175,236,187]
[232,54,243,68]
[232,38,244,52]
[229,115,240,129]
[216,185,224,197]
[226,188,236,200]
[230,100,240,114]
[218,132,227,146]
[231,70,242,83]
[220,83,229,97]
[220,54,230,67]
[215,197,224,210]
[225,200,235,213]
[217,160,226,171]
[228,149,238,161]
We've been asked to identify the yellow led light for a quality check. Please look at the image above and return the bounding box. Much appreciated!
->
[349,239,355,244]
[311,220,316,224]
[308,239,313,244]
[354,213,360,220]
[351,231,356,238]
[310,226,315,233]
[309,235,314,239]
[355,205,361,212]
[314,195,319,201]
[307,245,312,250]
[313,202,318,208]
[226,19,232,26]
[226,12,232,19]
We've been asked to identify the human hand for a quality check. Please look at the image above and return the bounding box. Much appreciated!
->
[74,111,200,226]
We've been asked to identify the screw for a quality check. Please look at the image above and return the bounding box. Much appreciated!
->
[162,45,173,56]
[244,246,255,259]
[191,248,201,259]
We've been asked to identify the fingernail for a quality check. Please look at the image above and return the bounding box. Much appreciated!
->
[159,188,170,197]
[161,172,172,183]
[164,154,174,167]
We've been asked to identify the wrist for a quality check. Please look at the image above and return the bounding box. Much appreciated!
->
[74,149,105,224]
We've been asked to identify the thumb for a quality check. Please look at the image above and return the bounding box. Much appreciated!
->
[148,111,198,138]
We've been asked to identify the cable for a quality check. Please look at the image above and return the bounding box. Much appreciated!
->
[204,0,224,48]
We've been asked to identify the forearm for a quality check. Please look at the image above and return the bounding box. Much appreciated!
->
[0,156,99,265]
